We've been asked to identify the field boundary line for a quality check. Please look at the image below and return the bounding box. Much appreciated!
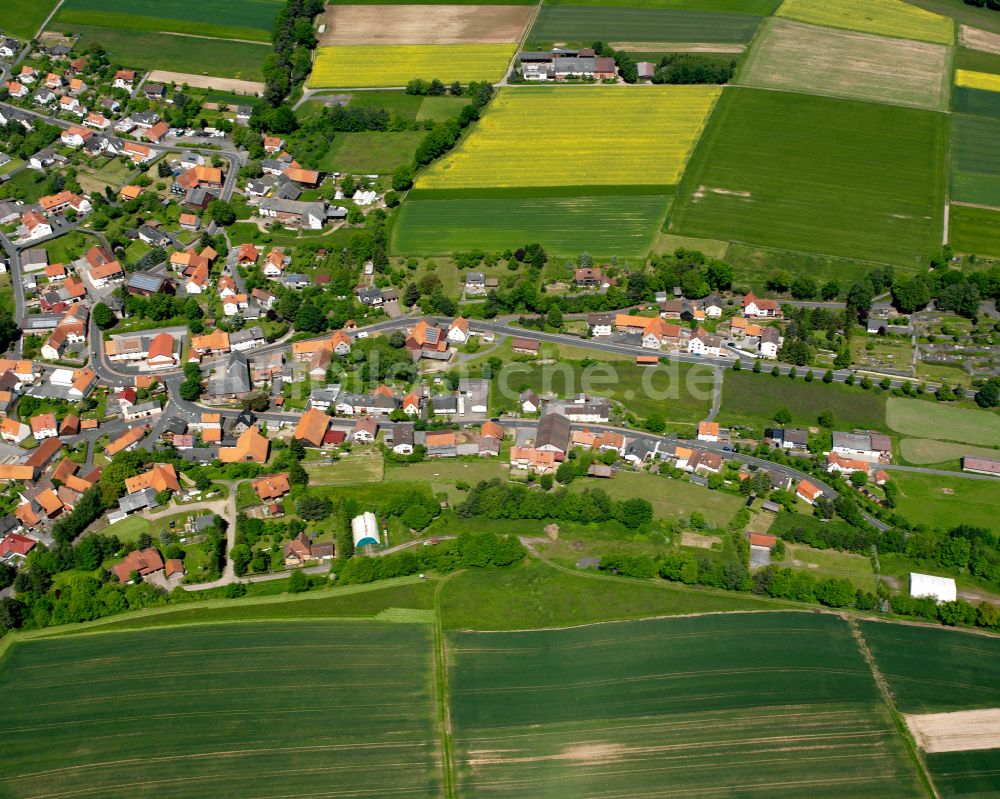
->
[433,573,459,799]
[847,616,941,799]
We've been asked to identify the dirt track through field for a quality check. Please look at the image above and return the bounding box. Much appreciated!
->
[960,25,1000,55]
[906,709,1000,753]
[319,4,534,45]
[146,70,265,95]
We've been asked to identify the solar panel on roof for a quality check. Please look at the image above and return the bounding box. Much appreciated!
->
[127,273,163,291]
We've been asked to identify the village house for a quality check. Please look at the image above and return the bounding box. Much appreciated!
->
[796,480,823,505]
[253,473,290,501]
[219,425,271,464]
[743,292,782,319]
[112,547,163,584]
[353,415,378,443]
[294,407,331,447]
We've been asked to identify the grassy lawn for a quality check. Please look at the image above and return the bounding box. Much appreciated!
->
[898,438,1000,467]
[785,542,876,591]
[97,514,151,542]
[886,396,1000,446]
[569,472,743,527]
[892,470,1000,530]
[305,452,385,486]
[949,204,1000,258]
[416,95,468,121]
[44,231,92,265]
[439,557,794,631]
[385,459,508,502]
[235,481,260,509]
[318,131,424,174]
[851,336,913,374]
[490,356,714,424]
[719,370,887,432]
[227,221,354,250]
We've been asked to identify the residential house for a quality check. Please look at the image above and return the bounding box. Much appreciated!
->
[124,463,181,496]
[218,425,271,463]
[465,272,486,296]
[688,329,722,357]
[406,320,449,360]
[112,547,164,584]
[447,317,470,344]
[105,426,147,456]
[113,69,135,91]
[510,446,557,474]
[796,480,823,505]
[520,390,540,414]
[122,141,153,164]
[765,428,809,451]
[390,422,415,455]
[535,411,571,455]
[253,473,290,501]
[831,432,892,464]
[743,292,782,319]
[587,313,614,337]
[294,407,330,447]
[229,326,264,353]
[352,415,378,443]
[20,210,51,240]
[141,121,169,143]
[512,338,540,355]
[263,248,287,277]
[425,430,458,458]
[190,329,230,358]
[203,352,251,401]
[760,327,781,359]
[697,421,719,442]
[0,418,29,443]
[146,333,177,370]
[257,197,327,230]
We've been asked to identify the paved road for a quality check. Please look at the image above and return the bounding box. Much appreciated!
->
[705,367,723,423]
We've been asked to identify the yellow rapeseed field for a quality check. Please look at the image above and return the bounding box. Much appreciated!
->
[307,44,515,88]
[956,69,1000,93]
[416,85,721,189]
[776,0,953,45]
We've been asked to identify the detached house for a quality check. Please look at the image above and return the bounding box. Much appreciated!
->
[113,69,135,91]
[263,248,287,277]
[743,292,782,319]
[61,126,91,147]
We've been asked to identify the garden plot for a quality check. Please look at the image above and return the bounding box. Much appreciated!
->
[740,18,949,110]
[319,4,533,44]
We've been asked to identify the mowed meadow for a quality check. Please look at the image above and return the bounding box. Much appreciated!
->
[668,88,948,268]
[0,621,442,799]
[449,613,928,798]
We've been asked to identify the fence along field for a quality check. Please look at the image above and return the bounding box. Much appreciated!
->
[319,4,534,45]
[308,44,515,88]
[392,191,672,256]
[951,114,1000,207]
[776,0,954,45]
[448,613,927,798]
[52,0,282,43]
[0,622,441,799]
[416,85,720,188]
[739,18,949,110]
[669,87,948,268]
[526,6,762,47]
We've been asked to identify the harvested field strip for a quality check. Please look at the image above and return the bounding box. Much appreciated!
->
[308,44,516,88]
[319,4,534,45]
[950,203,1000,255]
[961,24,1000,55]
[739,18,949,110]
[899,437,1000,465]
[860,620,1000,714]
[527,6,761,46]
[906,708,1000,753]
[542,0,780,10]
[416,85,720,188]
[951,114,1000,206]
[0,622,440,799]
[449,613,926,798]
[886,397,1000,446]
[669,88,948,268]
[956,68,1000,91]
[392,192,671,256]
[776,0,954,45]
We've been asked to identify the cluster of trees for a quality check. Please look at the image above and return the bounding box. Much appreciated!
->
[262,0,324,107]
[0,119,60,165]
[457,479,654,530]
[892,259,1000,318]
[964,0,1000,11]
[120,292,204,325]
[232,512,308,576]
[652,54,736,85]
[891,592,1000,629]
[591,41,638,83]
[332,531,525,585]
[405,79,464,96]
[413,82,494,166]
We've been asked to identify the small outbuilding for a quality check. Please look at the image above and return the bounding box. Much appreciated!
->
[909,572,957,604]
[351,511,380,548]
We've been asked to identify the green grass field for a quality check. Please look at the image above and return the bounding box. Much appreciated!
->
[862,620,1000,713]
[541,0,779,9]
[739,18,949,110]
[416,95,469,121]
[384,459,508,500]
[899,437,1000,466]
[670,88,948,269]
[776,0,954,44]
[1,621,441,798]
[304,452,385,486]
[951,114,1000,206]
[318,131,425,174]
[719,370,887,431]
[892,470,1000,529]
[949,204,1000,255]
[439,557,796,630]
[886,397,1000,446]
[392,191,672,257]
[952,85,1000,118]
[569,471,744,526]
[53,0,282,43]
[62,24,268,80]
[955,45,1000,75]
[0,0,57,38]
[925,750,1000,799]
[489,356,714,422]
[786,542,876,591]
[448,612,927,798]
[526,6,761,47]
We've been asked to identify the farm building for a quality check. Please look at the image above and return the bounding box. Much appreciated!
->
[351,511,380,548]
[909,572,956,604]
